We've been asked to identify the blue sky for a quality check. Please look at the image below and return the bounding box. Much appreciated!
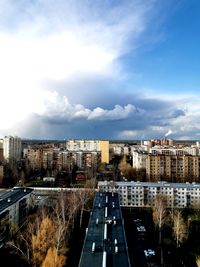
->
[0,0,200,140]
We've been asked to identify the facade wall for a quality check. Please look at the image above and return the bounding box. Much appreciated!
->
[0,148,3,164]
[146,155,200,182]
[0,188,33,247]
[99,140,109,163]
[132,151,148,169]
[0,165,3,186]
[3,136,22,162]
[98,181,200,208]
[26,148,43,169]
[66,140,109,164]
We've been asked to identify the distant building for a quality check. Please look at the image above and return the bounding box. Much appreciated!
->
[3,136,22,162]
[0,165,3,186]
[24,147,43,170]
[98,181,200,208]
[66,140,109,164]
[0,140,3,164]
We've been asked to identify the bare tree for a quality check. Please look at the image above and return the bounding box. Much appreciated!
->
[85,177,97,189]
[6,188,95,267]
[152,195,167,266]
[153,195,167,245]
[77,189,95,228]
[7,203,68,267]
[67,191,81,230]
[53,192,69,266]
[172,210,188,248]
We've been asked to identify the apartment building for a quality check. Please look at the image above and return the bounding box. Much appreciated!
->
[57,151,73,171]
[146,154,200,182]
[132,150,148,169]
[0,141,3,164]
[0,188,33,247]
[24,148,43,170]
[66,140,109,163]
[0,165,3,186]
[73,151,101,170]
[98,181,200,208]
[24,146,102,174]
[3,136,22,162]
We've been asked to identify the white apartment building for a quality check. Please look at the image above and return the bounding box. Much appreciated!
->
[150,146,200,156]
[3,136,22,162]
[66,140,100,151]
[98,181,200,208]
[132,150,148,169]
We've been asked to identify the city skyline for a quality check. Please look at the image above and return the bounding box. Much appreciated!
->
[0,1,200,140]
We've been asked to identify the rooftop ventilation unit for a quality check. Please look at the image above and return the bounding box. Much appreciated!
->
[105,207,108,218]
[104,224,107,240]
[92,242,95,253]
[102,251,107,267]
[106,196,108,203]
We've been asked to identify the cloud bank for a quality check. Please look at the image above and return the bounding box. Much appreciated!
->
[0,1,199,140]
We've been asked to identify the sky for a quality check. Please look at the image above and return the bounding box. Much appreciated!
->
[0,0,200,140]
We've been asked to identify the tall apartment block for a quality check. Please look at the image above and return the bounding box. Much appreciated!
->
[66,140,109,164]
[3,136,22,162]
[146,154,200,182]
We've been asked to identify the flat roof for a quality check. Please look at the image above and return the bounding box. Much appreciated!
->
[79,192,130,267]
[0,188,33,214]
[98,181,200,189]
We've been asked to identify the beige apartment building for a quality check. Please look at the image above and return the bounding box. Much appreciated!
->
[24,148,43,170]
[146,154,200,182]
[66,140,109,164]
[25,140,109,173]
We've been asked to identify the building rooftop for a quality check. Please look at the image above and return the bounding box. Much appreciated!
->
[79,192,130,267]
[0,188,33,214]
[98,181,200,189]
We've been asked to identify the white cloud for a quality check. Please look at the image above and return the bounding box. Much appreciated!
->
[119,130,142,139]
[3,1,197,141]
[88,104,138,120]
[0,0,157,137]
[35,91,138,122]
